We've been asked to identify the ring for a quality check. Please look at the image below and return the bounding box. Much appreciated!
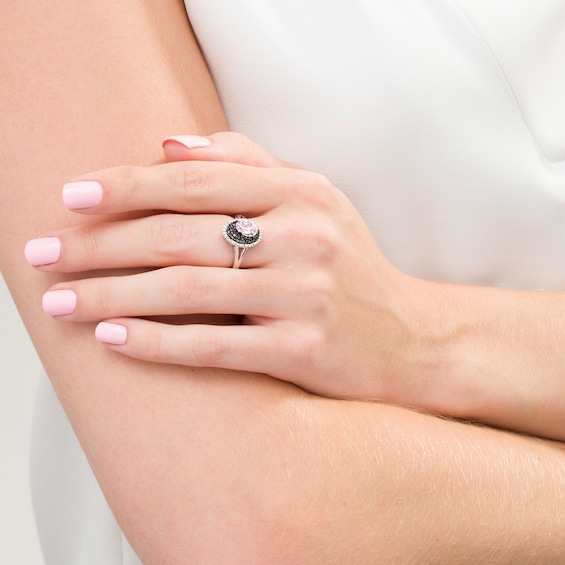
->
[222,215,262,268]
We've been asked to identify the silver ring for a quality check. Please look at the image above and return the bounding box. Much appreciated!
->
[222,215,262,268]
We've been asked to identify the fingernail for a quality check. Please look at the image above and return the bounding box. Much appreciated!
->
[95,322,127,345]
[24,237,61,266]
[162,135,211,149]
[62,181,103,210]
[42,290,77,316]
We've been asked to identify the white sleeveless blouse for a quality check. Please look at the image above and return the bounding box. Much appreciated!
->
[31,1,565,562]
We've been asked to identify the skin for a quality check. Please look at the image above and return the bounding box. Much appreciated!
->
[32,133,565,442]
[1,1,565,563]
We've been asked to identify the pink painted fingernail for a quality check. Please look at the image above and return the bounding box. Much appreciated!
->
[62,181,103,210]
[95,322,127,345]
[24,237,61,266]
[42,290,77,316]
[162,135,211,149]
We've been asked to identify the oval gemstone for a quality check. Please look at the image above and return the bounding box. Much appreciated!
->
[235,218,258,237]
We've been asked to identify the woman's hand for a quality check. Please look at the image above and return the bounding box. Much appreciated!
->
[26,132,565,441]
[25,132,432,405]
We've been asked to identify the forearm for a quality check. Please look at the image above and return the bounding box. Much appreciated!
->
[2,3,564,563]
[407,278,565,440]
[258,399,565,565]
[82,373,565,564]
[53,353,565,564]
[0,0,232,558]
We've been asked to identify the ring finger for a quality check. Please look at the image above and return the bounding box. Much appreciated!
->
[25,212,273,272]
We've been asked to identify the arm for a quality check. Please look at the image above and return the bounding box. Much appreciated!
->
[408,279,565,440]
[35,133,565,442]
[2,2,565,563]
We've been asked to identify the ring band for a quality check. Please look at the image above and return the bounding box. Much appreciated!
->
[222,215,262,268]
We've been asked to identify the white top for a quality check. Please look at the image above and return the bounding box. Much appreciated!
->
[32,1,565,562]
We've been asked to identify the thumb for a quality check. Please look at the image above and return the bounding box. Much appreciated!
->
[162,131,301,169]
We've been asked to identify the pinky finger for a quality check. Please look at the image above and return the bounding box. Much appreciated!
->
[95,318,278,375]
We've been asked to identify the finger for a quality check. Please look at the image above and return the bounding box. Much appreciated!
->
[63,159,308,217]
[40,266,299,320]
[25,210,283,271]
[27,202,341,274]
[27,214,235,271]
[163,131,290,168]
[63,130,319,216]
[94,318,283,377]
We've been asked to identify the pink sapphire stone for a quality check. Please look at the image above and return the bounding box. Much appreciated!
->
[235,218,258,237]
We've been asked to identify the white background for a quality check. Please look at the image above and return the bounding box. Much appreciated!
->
[0,275,44,564]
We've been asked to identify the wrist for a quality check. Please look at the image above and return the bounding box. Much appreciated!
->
[400,279,565,440]
[394,277,481,419]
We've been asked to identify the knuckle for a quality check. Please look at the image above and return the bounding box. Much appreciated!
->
[166,163,215,207]
[141,324,167,363]
[283,219,341,264]
[150,215,193,262]
[191,329,230,367]
[80,223,103,263]
[82,277,113,318]
[287,170,335,206]
[168,268,211,310]
[113,165,142,201]
[308,171,334,190]
[301,272,335,316]
[308,222,342,263]
[288,327,324,371]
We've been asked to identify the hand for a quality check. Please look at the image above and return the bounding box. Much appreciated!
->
[26,133,439,406]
